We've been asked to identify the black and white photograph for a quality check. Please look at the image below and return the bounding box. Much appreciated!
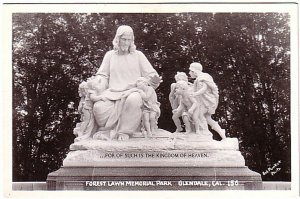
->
[1,1,299,198]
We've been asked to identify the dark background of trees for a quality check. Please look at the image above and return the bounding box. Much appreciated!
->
[12,13,290,182]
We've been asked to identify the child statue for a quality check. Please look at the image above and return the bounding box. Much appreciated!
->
[77,81,87,122]
[170,72,193,133]
[189,62,226,139]
[135,77,161,138]
[73,79,97,142]
[172,80,205,135]
[73,81,87,138]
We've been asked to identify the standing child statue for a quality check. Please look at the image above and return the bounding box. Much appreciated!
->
[77,81,87,122]
[189,62,226,140]
[173,80,203,135]
[73,79,97,142]
[169,72,192,133]
[126,77,161,138]
[73,81,87,138]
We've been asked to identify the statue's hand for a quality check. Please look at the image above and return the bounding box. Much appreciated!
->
[188,108,193,115]
[172,109,178,114]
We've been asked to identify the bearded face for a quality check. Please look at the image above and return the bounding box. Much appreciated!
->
[119,32,133,53]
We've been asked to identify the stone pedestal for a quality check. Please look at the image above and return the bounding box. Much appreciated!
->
[47,166,262,190]
[47,133,262,190]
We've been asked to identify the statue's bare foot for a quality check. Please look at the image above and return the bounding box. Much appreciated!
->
[147,132,153,138]
[93,132,111,141]
[174,127,183,133]
[118,133,130,141]
[110,130,118,140]
[142,130,148,138]
[99,134,111,141]
[202,130,212,136]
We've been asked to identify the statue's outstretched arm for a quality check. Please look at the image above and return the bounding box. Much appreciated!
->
[90,93,105,102]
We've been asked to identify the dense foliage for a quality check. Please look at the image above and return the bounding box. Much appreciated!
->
[12,13,290,181]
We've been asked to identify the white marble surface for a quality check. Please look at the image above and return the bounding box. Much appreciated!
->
[70,137,175,151]
[63,149,245,167]
[70,130,239,151]
[66,133,243,167]
[174,136,239,150]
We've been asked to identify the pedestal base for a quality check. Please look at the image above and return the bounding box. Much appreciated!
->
[48,135,262,190]
[47,166,262,190]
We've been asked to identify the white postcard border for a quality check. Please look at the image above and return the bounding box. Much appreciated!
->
[1,2,299,198]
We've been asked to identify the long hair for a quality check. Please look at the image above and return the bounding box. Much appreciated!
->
[112,25,136,53]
